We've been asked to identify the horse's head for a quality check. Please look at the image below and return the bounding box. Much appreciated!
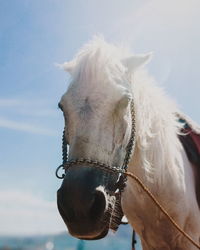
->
[57,38,151,240]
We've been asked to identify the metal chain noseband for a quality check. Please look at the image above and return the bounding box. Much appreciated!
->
[55,98,136,182]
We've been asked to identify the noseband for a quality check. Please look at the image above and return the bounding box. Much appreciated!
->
[56,99,136,192]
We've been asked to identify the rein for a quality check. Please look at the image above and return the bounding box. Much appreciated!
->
[55,98,200,249]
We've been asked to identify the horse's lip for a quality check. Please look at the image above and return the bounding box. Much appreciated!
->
[76,227,109,240]
[67,216,110,240]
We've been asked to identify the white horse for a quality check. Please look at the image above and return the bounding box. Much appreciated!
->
[57,37,200,249]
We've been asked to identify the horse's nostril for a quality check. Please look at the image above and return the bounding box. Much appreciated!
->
[90,190,106,221]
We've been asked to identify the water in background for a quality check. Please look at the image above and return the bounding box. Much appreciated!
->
[0,225,142,250]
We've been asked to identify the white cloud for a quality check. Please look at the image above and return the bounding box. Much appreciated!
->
[0,98,24,107]
[0,98,58,117]
[0,190,65,236]
[0,117,58,136]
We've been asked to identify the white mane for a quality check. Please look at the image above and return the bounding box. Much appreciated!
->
[62,37,184,184]
[133,72,183,183]
[62,37,129,85]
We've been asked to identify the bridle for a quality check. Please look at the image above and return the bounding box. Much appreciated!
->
[55,98,136,192]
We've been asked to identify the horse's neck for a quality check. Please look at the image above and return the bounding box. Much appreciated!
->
[129,75,185,188]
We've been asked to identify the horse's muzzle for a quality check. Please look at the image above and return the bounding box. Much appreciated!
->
[57,166,111,239]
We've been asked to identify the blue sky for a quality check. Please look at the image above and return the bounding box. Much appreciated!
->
[0,0,200,235]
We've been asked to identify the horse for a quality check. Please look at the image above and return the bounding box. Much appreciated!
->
[56,37,200,249]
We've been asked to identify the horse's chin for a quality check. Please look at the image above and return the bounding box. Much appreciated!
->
[74,227,109,240]
[68,221,110,240]
[68,207,122,240]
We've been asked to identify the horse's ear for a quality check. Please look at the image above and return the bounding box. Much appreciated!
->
[55,60,76,75]
[121,52,153,72]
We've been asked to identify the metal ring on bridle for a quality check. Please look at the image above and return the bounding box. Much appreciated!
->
[55,165,66,179]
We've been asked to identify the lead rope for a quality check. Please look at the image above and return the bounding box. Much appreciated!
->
[124,171,200,249]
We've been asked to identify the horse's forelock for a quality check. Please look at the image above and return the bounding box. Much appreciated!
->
[65,37,129,85]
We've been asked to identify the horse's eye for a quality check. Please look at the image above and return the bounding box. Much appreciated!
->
[58,102,63,111]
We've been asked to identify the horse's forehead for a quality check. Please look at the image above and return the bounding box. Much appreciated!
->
[65,80,120,107]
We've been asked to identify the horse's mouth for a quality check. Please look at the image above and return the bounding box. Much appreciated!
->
[66,201,123,240]
[66,216,110,240]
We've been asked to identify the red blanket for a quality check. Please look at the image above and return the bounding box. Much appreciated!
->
[179,127,200,166]
[189,131,200,154]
